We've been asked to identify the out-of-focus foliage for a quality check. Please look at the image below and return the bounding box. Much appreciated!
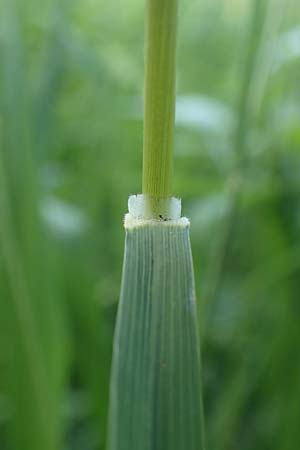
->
[0,0,299,449]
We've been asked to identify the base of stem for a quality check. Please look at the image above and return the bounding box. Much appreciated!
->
[128,194,181,220]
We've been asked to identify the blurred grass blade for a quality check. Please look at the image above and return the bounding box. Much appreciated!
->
[0,0,68,449]
[108,203,205,450]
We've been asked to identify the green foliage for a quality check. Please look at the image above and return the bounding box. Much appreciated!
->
[0,0,300,449]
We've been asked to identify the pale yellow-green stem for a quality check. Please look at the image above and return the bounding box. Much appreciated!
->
[142,0,178,215]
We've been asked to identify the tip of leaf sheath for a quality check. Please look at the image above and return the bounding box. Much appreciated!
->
[124,213,190,230]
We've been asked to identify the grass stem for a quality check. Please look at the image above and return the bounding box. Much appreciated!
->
[142,0,178,211]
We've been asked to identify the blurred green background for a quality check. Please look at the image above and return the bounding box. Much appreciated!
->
[1,0,300,449]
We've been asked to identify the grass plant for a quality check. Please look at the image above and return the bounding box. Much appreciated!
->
[0,1,300,450]
[107,1,206,449]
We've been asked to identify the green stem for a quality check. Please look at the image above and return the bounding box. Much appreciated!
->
[142,0,178,208]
